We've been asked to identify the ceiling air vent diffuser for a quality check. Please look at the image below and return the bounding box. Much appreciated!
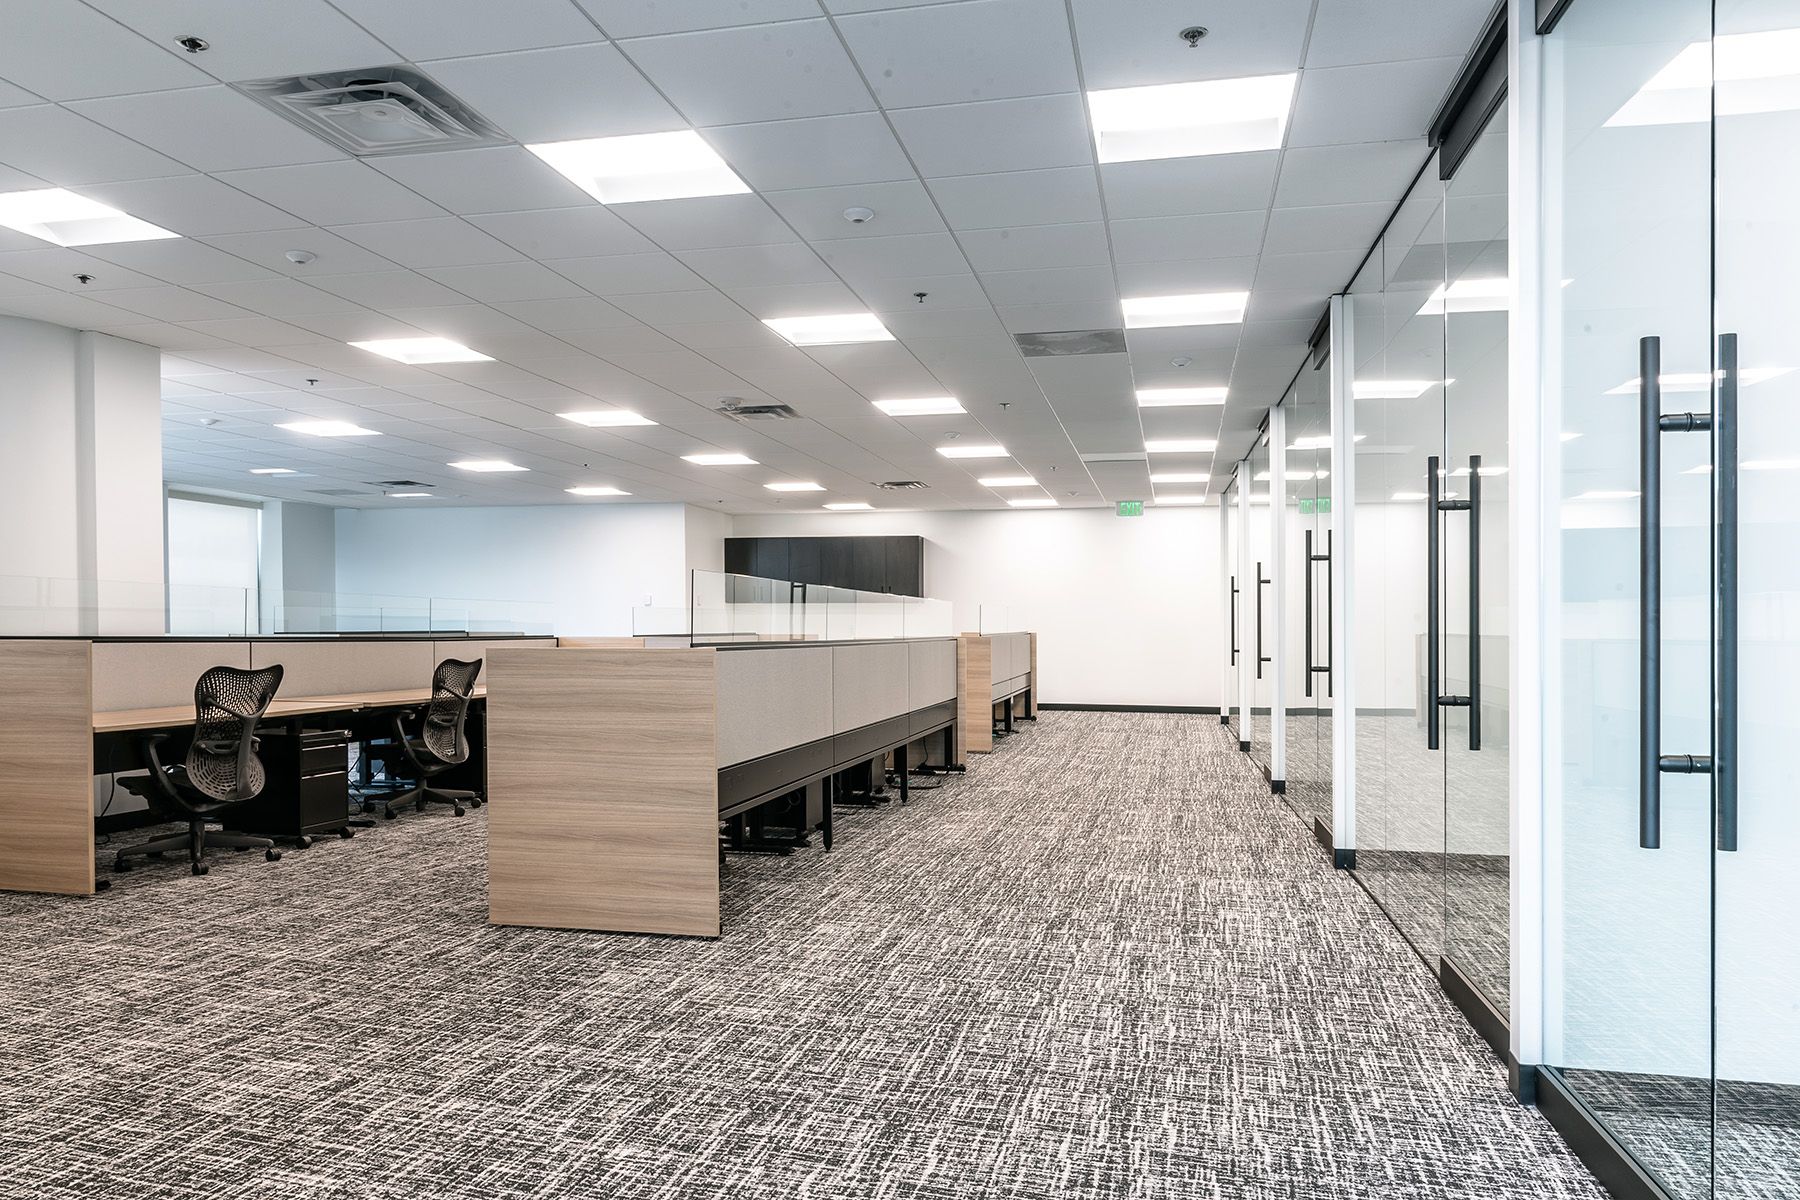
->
[371,479,431,488]
[308,488,366,497]
[874,480,929,491]
[1013,329,1128,358]
[235,66,510,157]
[716,399,800,421]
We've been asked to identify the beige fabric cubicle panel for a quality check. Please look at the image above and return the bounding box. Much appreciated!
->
[90,641,253,712]
[714,646,833,767]
[248,639,434,696]
[908,639,956,707]
[0,640,94,895]
[434,637,557,679]
[831,642,910,733]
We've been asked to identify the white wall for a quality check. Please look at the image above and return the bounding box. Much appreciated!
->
[729,508,1221,707]
[333,502,713,635]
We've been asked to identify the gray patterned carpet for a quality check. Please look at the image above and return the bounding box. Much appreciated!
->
[0,712,1605,1199]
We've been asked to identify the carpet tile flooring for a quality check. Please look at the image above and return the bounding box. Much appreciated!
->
[0,711,1605,1199]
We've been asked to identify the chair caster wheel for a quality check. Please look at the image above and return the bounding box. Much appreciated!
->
[192,863,209,876]
[295,836,313,849]
[383,808,397,820]
[265,849,281,862]
[113,859,130,873]
[453,806,466,817]
[470,798,484,808]
[339,828,354,839]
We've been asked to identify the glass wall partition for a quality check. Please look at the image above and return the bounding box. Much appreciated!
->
[1223,472,1244,745]
[1284,362,1334,830]
[1247,430,1276,778]
[1539,0,1800,1194]
[688,570,954,644]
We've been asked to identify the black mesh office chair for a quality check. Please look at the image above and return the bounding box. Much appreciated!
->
[382,657,482,819]
[114,664,286,877]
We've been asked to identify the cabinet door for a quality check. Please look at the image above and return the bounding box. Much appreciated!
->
[885,537,923,596]
[819,537,853,590]
[787,537,822,586]
[852,538,885,591]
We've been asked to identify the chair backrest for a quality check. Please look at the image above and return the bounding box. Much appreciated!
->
[422,657,482,764]
[186,664,284,803]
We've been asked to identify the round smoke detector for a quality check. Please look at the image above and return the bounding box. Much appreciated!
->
[842,206,875,225]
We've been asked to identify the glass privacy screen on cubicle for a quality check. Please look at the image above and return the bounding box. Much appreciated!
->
[687,570,954,644]
[1541,2,1800,1195]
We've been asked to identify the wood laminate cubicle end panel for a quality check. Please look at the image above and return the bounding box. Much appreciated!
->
[956,634,993,757]
[486,646,721,937]
[0,640,95,895]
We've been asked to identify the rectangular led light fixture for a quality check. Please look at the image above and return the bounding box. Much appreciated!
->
[1572,490,1642,501]
[1137,386,1228,407]
[350,336,491,364]
[249,468,295,475]
[559,409,657,427]
[1150,472,1209,484]
[1609,31,1800,128]
[387,492,433,498]
[979,475,1037,488]
[1122,292,1248,329]
[449,459,528,472]
[1155,495,1208,506]
[1144,438,1218,454]
[763,312,894,346]
[1007,496,1058,508]
[764,481,825,492]
[1289,434,1364,451]
[1604,368,1793,395]
[873,396,964,416]
[1354,380,1441,400]
[937,443,1009,459]
[1392,491,1429,501]
[1087,74,1298,163]
[0,187,179,247]
[683,452,757,466]
[824,502,874,511]
[525,130,750,204]
[277,420,379,437]
[566,486,631,496]
[1417,278,1508,315]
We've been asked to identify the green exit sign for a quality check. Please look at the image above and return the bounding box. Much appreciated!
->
[1299,498,1333,515]
[1116,500,1144,517]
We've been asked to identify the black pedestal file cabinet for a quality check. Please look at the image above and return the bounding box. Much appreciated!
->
[227,728,351,839]
[724,536,925,597]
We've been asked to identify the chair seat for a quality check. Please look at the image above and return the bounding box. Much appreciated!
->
[117,768,238,817]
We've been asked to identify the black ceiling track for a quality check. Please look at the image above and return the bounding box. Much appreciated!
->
[1429,0,1508,181]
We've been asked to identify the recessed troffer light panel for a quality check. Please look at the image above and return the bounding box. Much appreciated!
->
[1609,30,1800,127]
[1417,278,1508,315]
[1150,472,1209,484]
[0,188,178,247]
[278,420,378,437]
[1088,74,1298,163]
[874,396,964,416]
[1145,438,1218,454]
[1354,380,1442,400]
[1122,292,1248,329]
[1155,495,1208,506]
[763,313,894,346]
[249,468,295,475]
[527,131,750,204]
[979,475,1037,488]
[1008,496,1058,508]
[765,481,825,492]
[1137,386,1228,407]
[449,459,528,472]
[566,486,631,496]
[824,502,874,511]
[351,336,491,364]
[683,452,757,466]
[559,409,658,427]
[937,443,1009,459]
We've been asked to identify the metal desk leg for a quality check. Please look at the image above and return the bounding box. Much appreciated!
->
[897,744,909,804]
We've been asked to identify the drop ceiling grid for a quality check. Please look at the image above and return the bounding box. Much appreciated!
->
[0,0,1485,510]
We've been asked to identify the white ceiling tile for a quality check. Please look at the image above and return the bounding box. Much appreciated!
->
[610,289,750,326]
[1306,0,1493,68]
[543,251,706,295]
[282,309,436,342]
[80,174,311,238]
[200,228,402,276]
[67,86,346,173]
[332,0,607,59]
[674,242,834,289]
[664,319,788,350]
[81,238,284,284]
[467,206,657,259]
[419,43,681,143]
[1068,0,1314,89]
[1273,141,1429,207]
[1263,202,1392,256]
[878,304,1007,340]
[379,304,546,342]
[326,217,527,268]
[191,277,368,317]
[418,261,590,303]
[854,272,990,312]
[890,94,1092,177]
[1288,59,1462,148]
[979,265,1117,308]
[1108,210,1266,264]
[0,104,191,184]
[0,78,41,108]
[994,301,1121,334]
[1245,288,1329,324]
[0,246,169,291]
[0,3,205,100]
[722,280,864,319]
[1099,152,1280,220]
[1252,249,1363,293]
[815,233,970,285]
[619,20,874,126]
[575,0,821,37]
[492,296,639,332]
[925,167,1103,230]
[215,160,447,225]
[836,0,1078,109]
[763,180,947,242]
[366,146,596,215]
[957,222,1110,273]
[83,0,396,79]
[611,194,798,250]
[182,315,334,346]
[306,270,471,308]
[1114,255,1258,295]
[99,286,256,322]
[700,113,913,192]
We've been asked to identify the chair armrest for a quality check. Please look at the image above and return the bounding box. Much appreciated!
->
[138,734,183,806]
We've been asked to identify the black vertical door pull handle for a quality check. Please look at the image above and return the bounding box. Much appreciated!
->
[1255,564,1271,679]
[1717,333,1739,853]
[1427,455,1442,751]
[1640,336,1663,849]
[1325,529,1334,699]
[1230,575,1239,664]
[1468,454,1482,752]
[1304,529,1315,699]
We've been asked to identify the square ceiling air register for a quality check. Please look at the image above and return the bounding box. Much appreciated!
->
[235,66,510,157]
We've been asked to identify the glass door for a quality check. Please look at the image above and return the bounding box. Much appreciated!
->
[1224,472,1243,743]
[1249,431,1275,776]
[1712,2,1800,1194]
[1285,367,1334,830]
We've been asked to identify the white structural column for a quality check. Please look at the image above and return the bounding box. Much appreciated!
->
[0,316,163,635]
[1328,295,1357,856]
[1235,475,1252,751]
[1269,404,1288,786]
[1508,1,1549,1097]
